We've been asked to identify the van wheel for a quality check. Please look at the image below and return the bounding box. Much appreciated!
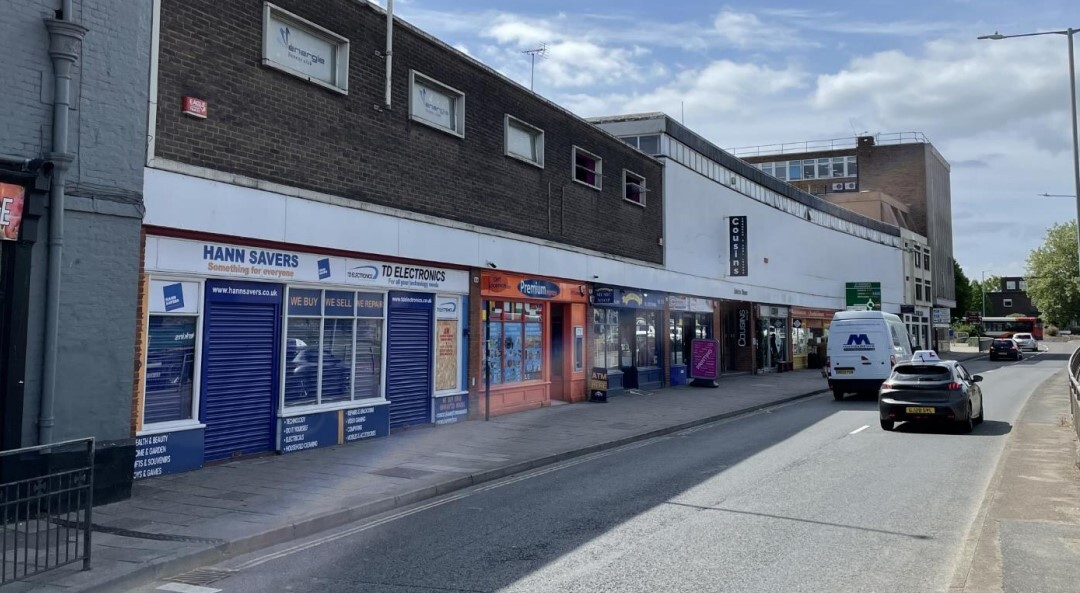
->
[832,388,845,401]
[880,419,894,431]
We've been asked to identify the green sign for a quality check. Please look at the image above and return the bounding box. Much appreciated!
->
[845,282,881,310]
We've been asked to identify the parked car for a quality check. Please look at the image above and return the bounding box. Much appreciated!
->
[988,338,1023,361]
[1012,332,1038,352]
[879,359,984,433]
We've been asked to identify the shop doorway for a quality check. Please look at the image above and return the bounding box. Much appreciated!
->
[550,303,567,401]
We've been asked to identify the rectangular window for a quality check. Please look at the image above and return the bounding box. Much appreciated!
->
[505,115,544,167]
[409,71,465,137]
[832,159,846,177]
[284,288,384,408]
[817,158,830,178]
[573,146,602,189]
[924,254,930,270]
[638,135,660,155]
[802,160,816,180]
[593,308,620,369]
[635,311,659,367]
[916,283,923,301]
[762,162,774,176]
[262,2,350,94]
[1004,298,1013,307]
[486,301,543,385]
[1006,280,1017,290]
[915,253,921,268]
[623,169,646,206]
[788,161,802,180]
[573,326,584,372]
[775,163,788,181]
[846,156,858,177]
[1019,280,1027,290]
[144,316,197,424]
[620,136,638,148]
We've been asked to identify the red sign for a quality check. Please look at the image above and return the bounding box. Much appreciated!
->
[0,183,26,241]
[182,96,208,118]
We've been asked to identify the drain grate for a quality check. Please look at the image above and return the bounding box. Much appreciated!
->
[165,567,238,586]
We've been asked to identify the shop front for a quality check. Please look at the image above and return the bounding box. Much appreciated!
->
[134,235,469,479]
[479,272,588,416]
[756,304,790,373]
[590,285,666,392]
[0,181,29,450]
[789,307,836,370]
[719,300,754,373]
[668,295,716,385]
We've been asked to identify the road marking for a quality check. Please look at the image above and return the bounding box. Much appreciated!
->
[849,425,870,435]
[157,584,222,593]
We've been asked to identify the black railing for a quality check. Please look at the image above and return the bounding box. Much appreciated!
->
[0,437,94,585]
[1069,346,1080,442]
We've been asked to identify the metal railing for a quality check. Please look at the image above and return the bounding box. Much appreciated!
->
[1069,346,1080,442]
[728,132,931,158]
[0,437,94,585]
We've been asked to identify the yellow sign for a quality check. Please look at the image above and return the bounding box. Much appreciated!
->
[435,320,458,391]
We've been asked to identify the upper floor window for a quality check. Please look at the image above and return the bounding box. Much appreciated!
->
[923,253,930,270]
[573,146,602,190]
[620,135,661,155]
[262,2,350,94]
[1006,280,1017,290]
[623,170,646,206]
[409,71,465,137]
[505,115,544,167]
[1019,280,1027,290]
[846,156,858,177]
[915,253,922,268]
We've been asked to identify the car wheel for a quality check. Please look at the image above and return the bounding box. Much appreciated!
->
[958,404,974,434]
[832,387,845,401]
[974,400,984,424]
[880,419,894,431]
[989,355,996,361]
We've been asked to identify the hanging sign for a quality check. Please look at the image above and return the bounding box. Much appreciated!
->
[729,216,748,276]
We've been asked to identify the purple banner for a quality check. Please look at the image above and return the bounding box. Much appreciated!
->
[690,339,719,380]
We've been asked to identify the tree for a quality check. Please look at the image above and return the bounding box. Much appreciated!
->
[952,262,974,321]
[1026,220,1080,328]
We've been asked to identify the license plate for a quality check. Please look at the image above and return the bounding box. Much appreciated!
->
[906,406,935,414]
[835,368,854,375]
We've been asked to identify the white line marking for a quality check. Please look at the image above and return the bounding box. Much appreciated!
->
[850,425,870,435]
[157,584,222,593]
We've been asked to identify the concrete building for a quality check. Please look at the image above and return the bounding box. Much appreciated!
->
[0,1,150,502]
[900,229,933,349]
[737,133,956,311]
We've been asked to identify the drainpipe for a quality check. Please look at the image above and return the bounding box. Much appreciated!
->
[39,4,87,445]
[384,0,394,109]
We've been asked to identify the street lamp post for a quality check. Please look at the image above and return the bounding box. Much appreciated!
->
[980,28,1080,281]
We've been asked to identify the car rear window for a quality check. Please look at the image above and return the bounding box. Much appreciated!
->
[993,339,1015,347]
[1014,334,1032,340]
[892,365,952,380]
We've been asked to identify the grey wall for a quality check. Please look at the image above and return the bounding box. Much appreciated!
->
[3,0,149,446]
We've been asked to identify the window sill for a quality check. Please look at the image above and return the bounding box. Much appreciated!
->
[138,421,205,436]
[261,60,348,95]
[506,152,544,169]
[280,398,389,417]
[572,178,601,191]
[411,115,465,139]
[622,197,646,208]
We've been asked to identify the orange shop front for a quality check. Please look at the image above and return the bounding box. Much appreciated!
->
[479,272,589,416]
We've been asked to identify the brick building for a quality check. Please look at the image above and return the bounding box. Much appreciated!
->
[0,0,149,502]
[985,276,1040,317]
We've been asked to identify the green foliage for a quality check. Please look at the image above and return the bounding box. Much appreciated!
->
[951,262,976,320]
[1026,220,1080,327]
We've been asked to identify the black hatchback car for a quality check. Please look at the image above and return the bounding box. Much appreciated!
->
[989,338,1023,361]
[879,360,984,433]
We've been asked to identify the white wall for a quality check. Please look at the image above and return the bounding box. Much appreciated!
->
[663,159,904,311]
[145,166,903,310]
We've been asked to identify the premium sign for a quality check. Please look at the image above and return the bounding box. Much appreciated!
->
[729,216,748,277]
[690,339,719,380]
[0,183,26,241]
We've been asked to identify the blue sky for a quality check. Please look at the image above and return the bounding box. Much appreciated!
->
[388,0,1080,280]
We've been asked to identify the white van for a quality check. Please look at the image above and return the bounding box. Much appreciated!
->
[826,311,913,400]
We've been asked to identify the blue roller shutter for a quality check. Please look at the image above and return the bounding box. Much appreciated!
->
[387,292,434,428]
[201,280,282,461]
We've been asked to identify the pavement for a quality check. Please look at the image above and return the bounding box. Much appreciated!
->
[13,350,992,593]
[950,351,1080,592]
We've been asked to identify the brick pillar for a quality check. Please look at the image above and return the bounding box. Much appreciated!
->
[129,229,148,435]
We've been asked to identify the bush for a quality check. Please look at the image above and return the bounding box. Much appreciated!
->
[1047,325,1060,337]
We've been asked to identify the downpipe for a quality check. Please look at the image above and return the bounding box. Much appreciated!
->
[39,4,87,445]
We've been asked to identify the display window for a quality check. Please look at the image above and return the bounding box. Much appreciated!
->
[486,301,544,385]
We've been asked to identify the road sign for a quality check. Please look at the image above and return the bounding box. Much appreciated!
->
[845,282,881,310]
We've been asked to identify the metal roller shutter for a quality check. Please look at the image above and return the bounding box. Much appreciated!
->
[387,292,434,428]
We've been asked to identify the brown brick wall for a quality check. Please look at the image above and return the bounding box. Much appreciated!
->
[154,0,664,264]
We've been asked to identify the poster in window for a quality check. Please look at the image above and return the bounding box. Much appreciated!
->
[144,316,196,424]
[486,322,503,384]
[524,322,543,381]
[502,322,523,383]
[435,319,459,391]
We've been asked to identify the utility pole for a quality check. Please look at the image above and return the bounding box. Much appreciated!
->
[522,44,547,91]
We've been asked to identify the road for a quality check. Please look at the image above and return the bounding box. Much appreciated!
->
[136,345,1070,593]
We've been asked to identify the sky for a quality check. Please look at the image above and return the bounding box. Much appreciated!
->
[383,0,1079,280]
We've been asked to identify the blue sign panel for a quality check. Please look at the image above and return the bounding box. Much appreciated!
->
[318,258,332,280]
[324,290,355,317]
[389,291,434,310]
[343,404,390,443]
[591,287,616,305]
[357,292,385,317]
[162,282,185,312]
[205,279,283,304]
[434,394,469,425]
[133,428,205,480]
[278,411,339,454]
[517,279,561,299]
[590,286,666,309]
[287,288,322,316]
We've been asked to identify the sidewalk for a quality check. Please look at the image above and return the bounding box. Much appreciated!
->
[26,369,838,593]
[950,368,1080,592]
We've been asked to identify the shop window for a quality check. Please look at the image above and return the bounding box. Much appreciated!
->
[505,115,544,167]
[284,288,384,408]
[573,146,602,190]
[669,317,685,366]
[143,280,201,427]
[633,312,659,367]
[410,70,465,137]
[485,301,543,385]
[623,170,646,206]
[593,308,620,369]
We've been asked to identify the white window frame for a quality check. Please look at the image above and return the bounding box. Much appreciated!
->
[139,275,206,435]
[1003,298,1013,308]
[572,146,603,190]
[622,169,647,207]
[409,70,466,138]
[504,115,544,168]
[262,2,350,94]
[433,295,466,397]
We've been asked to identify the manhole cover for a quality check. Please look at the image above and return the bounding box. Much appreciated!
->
[165,567,238,586]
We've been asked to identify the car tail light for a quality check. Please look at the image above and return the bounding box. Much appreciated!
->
[947,382,962,391]
[881,382,893,390]
[890,354,896,367]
